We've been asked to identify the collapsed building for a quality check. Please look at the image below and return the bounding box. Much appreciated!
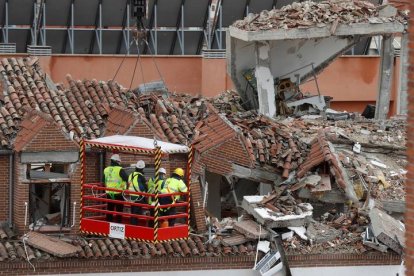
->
[0,0,409,275]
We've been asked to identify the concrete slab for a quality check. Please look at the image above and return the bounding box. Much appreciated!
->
[229,22,404,42]
[221,234,252,247]
[233,220,269,239]
[25,232,78,258]
[241,197,313,228]
[369,208,405,255]
[306,221,342,244]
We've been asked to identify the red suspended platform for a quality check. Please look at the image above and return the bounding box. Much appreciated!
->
[79,135,194,242]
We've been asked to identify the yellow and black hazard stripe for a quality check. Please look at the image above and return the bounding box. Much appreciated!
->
[79,139,86,232]
[186,145,194,234]
[85,142,158,155]
[153,146,162,243]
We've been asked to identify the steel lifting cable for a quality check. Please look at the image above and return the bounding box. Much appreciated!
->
[129,39,141,90]
[112,39,135,82]
[142,38,166,87]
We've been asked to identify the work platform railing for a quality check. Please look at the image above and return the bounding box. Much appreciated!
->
[79,136,194,242]
[81,183,190,242]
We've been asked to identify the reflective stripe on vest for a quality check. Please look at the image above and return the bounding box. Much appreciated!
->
[104,166,126,195]
[128,172,144,192]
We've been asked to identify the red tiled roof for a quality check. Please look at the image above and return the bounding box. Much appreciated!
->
[193,113,237,152]
[13,111,50,152]
[229,113,306,175]
[297,129,347,190]
[0,235,256,261]
[0,57,209,149]
[0,57,139,147]
[104,106,139,136]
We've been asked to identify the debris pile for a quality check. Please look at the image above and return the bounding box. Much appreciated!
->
[233,1,407,31]
[226,111,307,176]
[241,193,313,228]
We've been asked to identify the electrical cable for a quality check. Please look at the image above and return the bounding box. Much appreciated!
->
[22,234,36,272]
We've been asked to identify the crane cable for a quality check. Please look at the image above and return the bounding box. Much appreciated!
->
[112,25,166,92]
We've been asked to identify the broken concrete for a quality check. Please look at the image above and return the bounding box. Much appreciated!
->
[221,234,253,247]
[242,196,313,228]
[25,232,79,258]
[233,220,269,239]
[306,221,342,244]
[369,207,405,255]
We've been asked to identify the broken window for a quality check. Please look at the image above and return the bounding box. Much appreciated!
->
[205,171,259,219]
[29,182,71,230]
[25,163,71,231]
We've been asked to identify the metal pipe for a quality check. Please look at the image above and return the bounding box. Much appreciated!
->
[71,1,74,54]
[24,202,28,227]
[99,151,105,183]
[126,2,130,55]
[71,202,77,227]
[154,3,158,55]
[42,2,46,46]
[5,0,9,43]
[181,4,184,55]
[8,153,13,228]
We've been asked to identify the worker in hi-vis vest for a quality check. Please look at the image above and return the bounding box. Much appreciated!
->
[128,160,147,225]
[103,154,128,223]
[160,168,188,226]
[146,167,167,227]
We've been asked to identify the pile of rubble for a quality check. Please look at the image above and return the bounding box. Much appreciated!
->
[226,111,307,176]
[233,1,408,31]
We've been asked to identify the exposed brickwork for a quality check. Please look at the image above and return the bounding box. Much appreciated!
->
[126,119,159,139]
[13,155,29,232]
[0,256,254,275]
[190,180,207,232]
[406,1,414,274]
[0,156,10,222]
[389,0,410,9]
[22,122,78,152]
[0,253,401,275]
[198,136,251,176]
[287,253,401,267]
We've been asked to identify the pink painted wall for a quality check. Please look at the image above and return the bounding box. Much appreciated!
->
[0,54,401,115]
[37,55,202,94]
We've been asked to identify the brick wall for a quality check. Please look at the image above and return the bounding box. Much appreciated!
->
[389,0,410,9]
[13,155,29,232]
[22,123,78,152]
[126,120,156,139]
[406,1,414,274]
[190,179,207,232]
[0,253,401,275]
[0,155,10,222]
[198,136,251,176]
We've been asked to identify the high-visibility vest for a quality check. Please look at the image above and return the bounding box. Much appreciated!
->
[104,166,126,195]
[147,177,166,194]
[161,178,188,201]
[128,172,144,193]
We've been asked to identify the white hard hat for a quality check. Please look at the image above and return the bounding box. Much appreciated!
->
[110,154,121,162]
[135,160,145,169]
[159,168,166,174]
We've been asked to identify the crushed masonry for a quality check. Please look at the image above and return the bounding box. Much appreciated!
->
[232,1,408,31]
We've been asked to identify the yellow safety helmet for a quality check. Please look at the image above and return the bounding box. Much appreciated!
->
[173,168,185,178]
